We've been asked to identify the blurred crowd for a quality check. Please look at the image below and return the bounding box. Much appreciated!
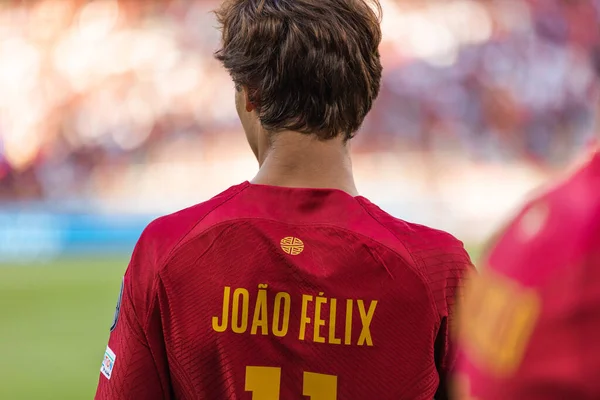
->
[0,0,599,201]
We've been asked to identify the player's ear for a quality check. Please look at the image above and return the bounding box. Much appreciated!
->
[239,85,256,113]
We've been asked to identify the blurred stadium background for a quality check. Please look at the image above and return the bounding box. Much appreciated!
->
[0,0,598,398]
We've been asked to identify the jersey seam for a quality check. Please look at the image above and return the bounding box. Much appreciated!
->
[157,214,439,319]
[123,279,169,398]
[155,273,195,396]
[157,215,422,266]
[143,183,250,329]
[152,225,240,394]
[137,184,249,394]
[356,201,442,326]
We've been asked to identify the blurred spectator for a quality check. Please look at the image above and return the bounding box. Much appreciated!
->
[0,0,598,202]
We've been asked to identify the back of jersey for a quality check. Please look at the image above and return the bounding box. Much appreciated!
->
[95,182,473,400]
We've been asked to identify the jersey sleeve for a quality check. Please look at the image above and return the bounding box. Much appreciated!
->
[95,224,172,400]
[423,240,476,400]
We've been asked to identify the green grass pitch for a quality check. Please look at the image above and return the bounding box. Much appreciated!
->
[0,258,127,400]
[0,246,480,399]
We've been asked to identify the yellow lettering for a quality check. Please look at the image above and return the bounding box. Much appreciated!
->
[251,284,269,335]
[219,286,380,350]
[272,291,291,337]
[357,299,377,346]
[232,288,249,334]
[344,299,353,345]
[303,371,338,400]
[328,298,341,345]
[245,366,281,400]
[313,292,327,343]
[299,294,313,341]
[245,367,337,400]
[212,286,231,333]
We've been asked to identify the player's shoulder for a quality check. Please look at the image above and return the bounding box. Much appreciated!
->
[359,198,474,319]
[358,198,473,271]
[137,182,249,269]
[487,151,600,283]
[499,150,600,248]
[537,149,600,210]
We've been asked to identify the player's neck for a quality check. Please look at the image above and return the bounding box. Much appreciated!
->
[252,131,359,196]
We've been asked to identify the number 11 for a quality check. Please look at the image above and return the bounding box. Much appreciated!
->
[245,366,338,400]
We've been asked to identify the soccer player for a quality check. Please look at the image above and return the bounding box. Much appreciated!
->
[95,0,473,399]
[455,130,600,398]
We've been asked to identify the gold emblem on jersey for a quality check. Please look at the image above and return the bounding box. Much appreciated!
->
[280,237,304,255]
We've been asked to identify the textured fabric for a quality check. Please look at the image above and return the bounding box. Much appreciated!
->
[456,151,600,400]
[95,182,473,400]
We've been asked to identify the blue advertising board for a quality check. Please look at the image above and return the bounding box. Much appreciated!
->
[0,211,155,263]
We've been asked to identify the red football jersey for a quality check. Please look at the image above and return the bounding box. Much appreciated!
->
[95,182,473,400]
[456,151,600,399]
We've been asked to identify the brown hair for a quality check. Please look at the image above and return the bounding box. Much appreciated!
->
[215,0,383,141]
